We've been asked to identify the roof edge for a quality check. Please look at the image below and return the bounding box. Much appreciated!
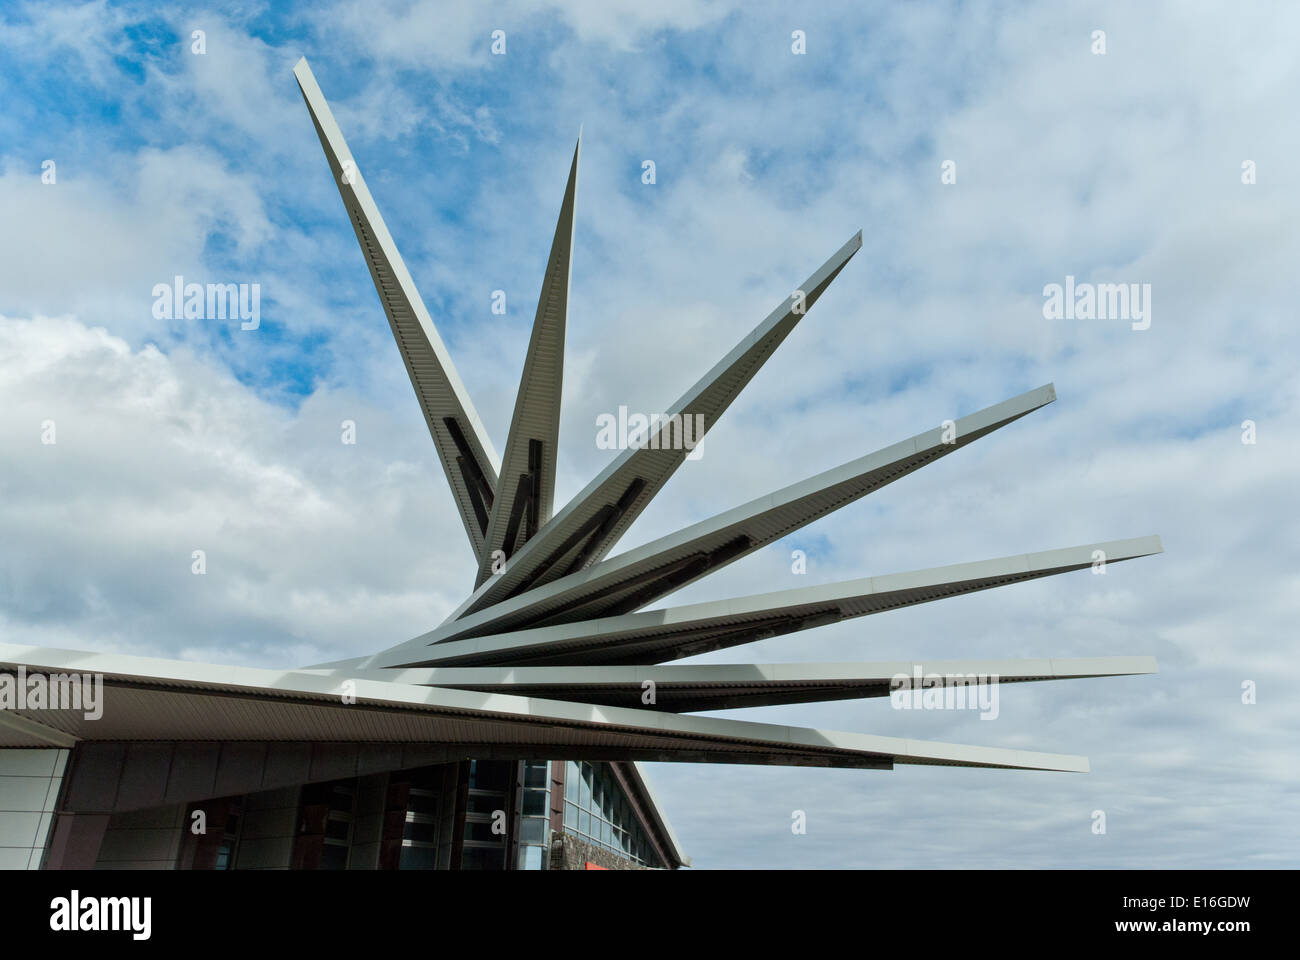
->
[622,760,691,868]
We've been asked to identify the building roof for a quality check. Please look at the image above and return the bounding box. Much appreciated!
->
[0,643,1094,775]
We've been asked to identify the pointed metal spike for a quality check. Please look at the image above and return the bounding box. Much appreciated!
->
[475,137,581,583]
[322,656,1158,712]
[293,58,500,557]
[370,533,1160,668]
[374,384,1065,656]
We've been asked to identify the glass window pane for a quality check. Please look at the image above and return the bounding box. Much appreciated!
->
[320,844,348,870]
[578,810,590,836]
[406,792,440,816]
[408,766,442,791]
[519,817,547,844]
[464,821,505,844]
[564,802,578,829]
[470,759,513,792]
[403,820,438,844]
[461,847,505,871]
[466,795,505,815]
[399,845,439,870]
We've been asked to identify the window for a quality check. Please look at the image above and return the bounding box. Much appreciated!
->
[515,760,551,870]
[403,820,438,844]
[520,845,543,870]
[320,844,348,871]
[295,781,355,870]
[462,759,512,871]
[214,798,243,870]
[464,820,503,843]
[516,817,544,845]
[388,765,448,871]
[399,845,438,870]
[469,758,512,792]
[406,792,439,816]
[461,846,505,871]
[560,762,656,867]
[521,789,547,816]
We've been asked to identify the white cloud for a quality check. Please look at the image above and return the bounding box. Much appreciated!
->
[0,148,271,339]
[0,313,472,667]
[1,0,130,88]
[319,0,738,65]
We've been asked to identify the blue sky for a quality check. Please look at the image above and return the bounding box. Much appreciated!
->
[1,0,1298,868]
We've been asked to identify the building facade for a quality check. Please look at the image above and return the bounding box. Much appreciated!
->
[3,745,683,870]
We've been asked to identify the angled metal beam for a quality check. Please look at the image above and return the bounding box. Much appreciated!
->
[308,656,1158,712]
[367,535,1161,668]
[293,58,500,556]
[453,231,864,617]
[0,644,1087,772]
[382,383,1058,654]
[0,708,78,748]
[477,137,581,582]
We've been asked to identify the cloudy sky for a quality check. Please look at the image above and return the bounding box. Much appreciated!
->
[1,0,1296,868]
